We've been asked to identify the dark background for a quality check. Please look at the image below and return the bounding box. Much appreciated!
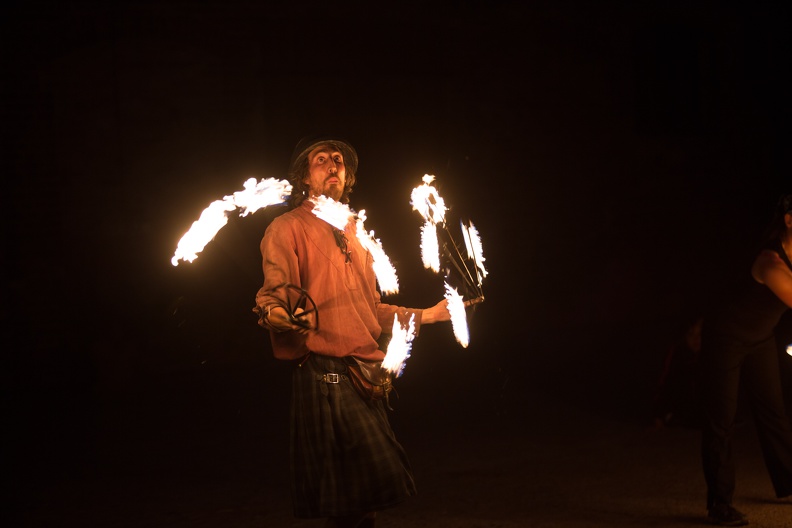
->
[3,0,792,525]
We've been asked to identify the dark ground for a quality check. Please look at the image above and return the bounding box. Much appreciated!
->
[6,318,792,528]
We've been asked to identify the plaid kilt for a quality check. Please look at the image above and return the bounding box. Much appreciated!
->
[290,354,416,518]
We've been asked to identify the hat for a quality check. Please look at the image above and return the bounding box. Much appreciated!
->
[289,134,359,176]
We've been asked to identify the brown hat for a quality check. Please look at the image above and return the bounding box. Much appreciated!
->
[289,134,359,176]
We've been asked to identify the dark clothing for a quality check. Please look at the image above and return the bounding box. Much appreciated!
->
[291,354,416,518]
[699,240,792,508]
[707,245,792,343]
[652,340,702,428]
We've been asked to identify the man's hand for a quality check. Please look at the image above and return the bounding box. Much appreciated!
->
[421,299,451,324]
[267,306,314,334]
[420,296,484,324]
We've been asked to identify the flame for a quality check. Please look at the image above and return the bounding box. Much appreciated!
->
[445,282,469,348]
[420,222,441,272]
[461,220,487,286]
[355,211,399,295]
[171,177,291,266]
[382,312,416,377]
[310,196,400,295]
[411,174,447,272]
[232,177,293,216]
[787,344,792,356]
[409,174,487,349]
[410,174,446,225]
[309,194,355,230]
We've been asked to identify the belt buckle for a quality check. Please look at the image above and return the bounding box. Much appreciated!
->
[325,373,340,384]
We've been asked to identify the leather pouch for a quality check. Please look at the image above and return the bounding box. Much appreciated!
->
[345,357,393,403]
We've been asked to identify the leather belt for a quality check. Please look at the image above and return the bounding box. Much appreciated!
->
[316,373,348,383]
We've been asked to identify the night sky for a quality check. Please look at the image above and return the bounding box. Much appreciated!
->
[3,0,792,520]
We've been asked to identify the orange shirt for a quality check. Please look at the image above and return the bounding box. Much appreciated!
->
[254,201,422,361]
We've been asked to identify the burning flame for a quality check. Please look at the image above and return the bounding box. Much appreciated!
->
[309,194,355,230]
[410,174,487,351]
[171,177,291,266]
[420,223,441,272]
[461,220,487,286]
[310,196,399,295]
[787,344,792,356]
[355,211,399,295]
[172,171,485,370]
[411,174,447,271]
[382,313,416,376]
[410,174,447,224]
[445,282,469,348]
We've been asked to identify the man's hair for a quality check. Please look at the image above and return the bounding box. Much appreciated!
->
[287,139,358,209]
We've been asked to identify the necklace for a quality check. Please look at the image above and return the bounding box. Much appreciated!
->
[333,229,352,263]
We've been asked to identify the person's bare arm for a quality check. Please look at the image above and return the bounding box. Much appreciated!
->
[752,250,792,308]
[420,297,482,324]
[420,299,450,324]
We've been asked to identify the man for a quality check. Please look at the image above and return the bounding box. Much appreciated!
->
[253,135,454,528]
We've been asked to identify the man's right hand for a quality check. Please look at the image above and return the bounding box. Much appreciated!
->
[267,306,314,334]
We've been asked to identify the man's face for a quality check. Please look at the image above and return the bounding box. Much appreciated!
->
[305,144,346,201]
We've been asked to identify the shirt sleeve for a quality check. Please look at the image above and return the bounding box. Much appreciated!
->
[375,301,423,337]
[253,217,300,330]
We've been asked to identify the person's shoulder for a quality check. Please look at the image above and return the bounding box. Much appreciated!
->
[267,204,299,226]
[755,248,785,266]
[267,203,322,236]
[752,248,789,282]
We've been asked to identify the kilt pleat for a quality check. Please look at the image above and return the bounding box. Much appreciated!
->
[290,354,416,518]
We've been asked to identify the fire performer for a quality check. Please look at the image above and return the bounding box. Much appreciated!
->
[252,135,454,528]
[699,193,792,526]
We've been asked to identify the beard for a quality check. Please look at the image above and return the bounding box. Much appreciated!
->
[323,181,344,201]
